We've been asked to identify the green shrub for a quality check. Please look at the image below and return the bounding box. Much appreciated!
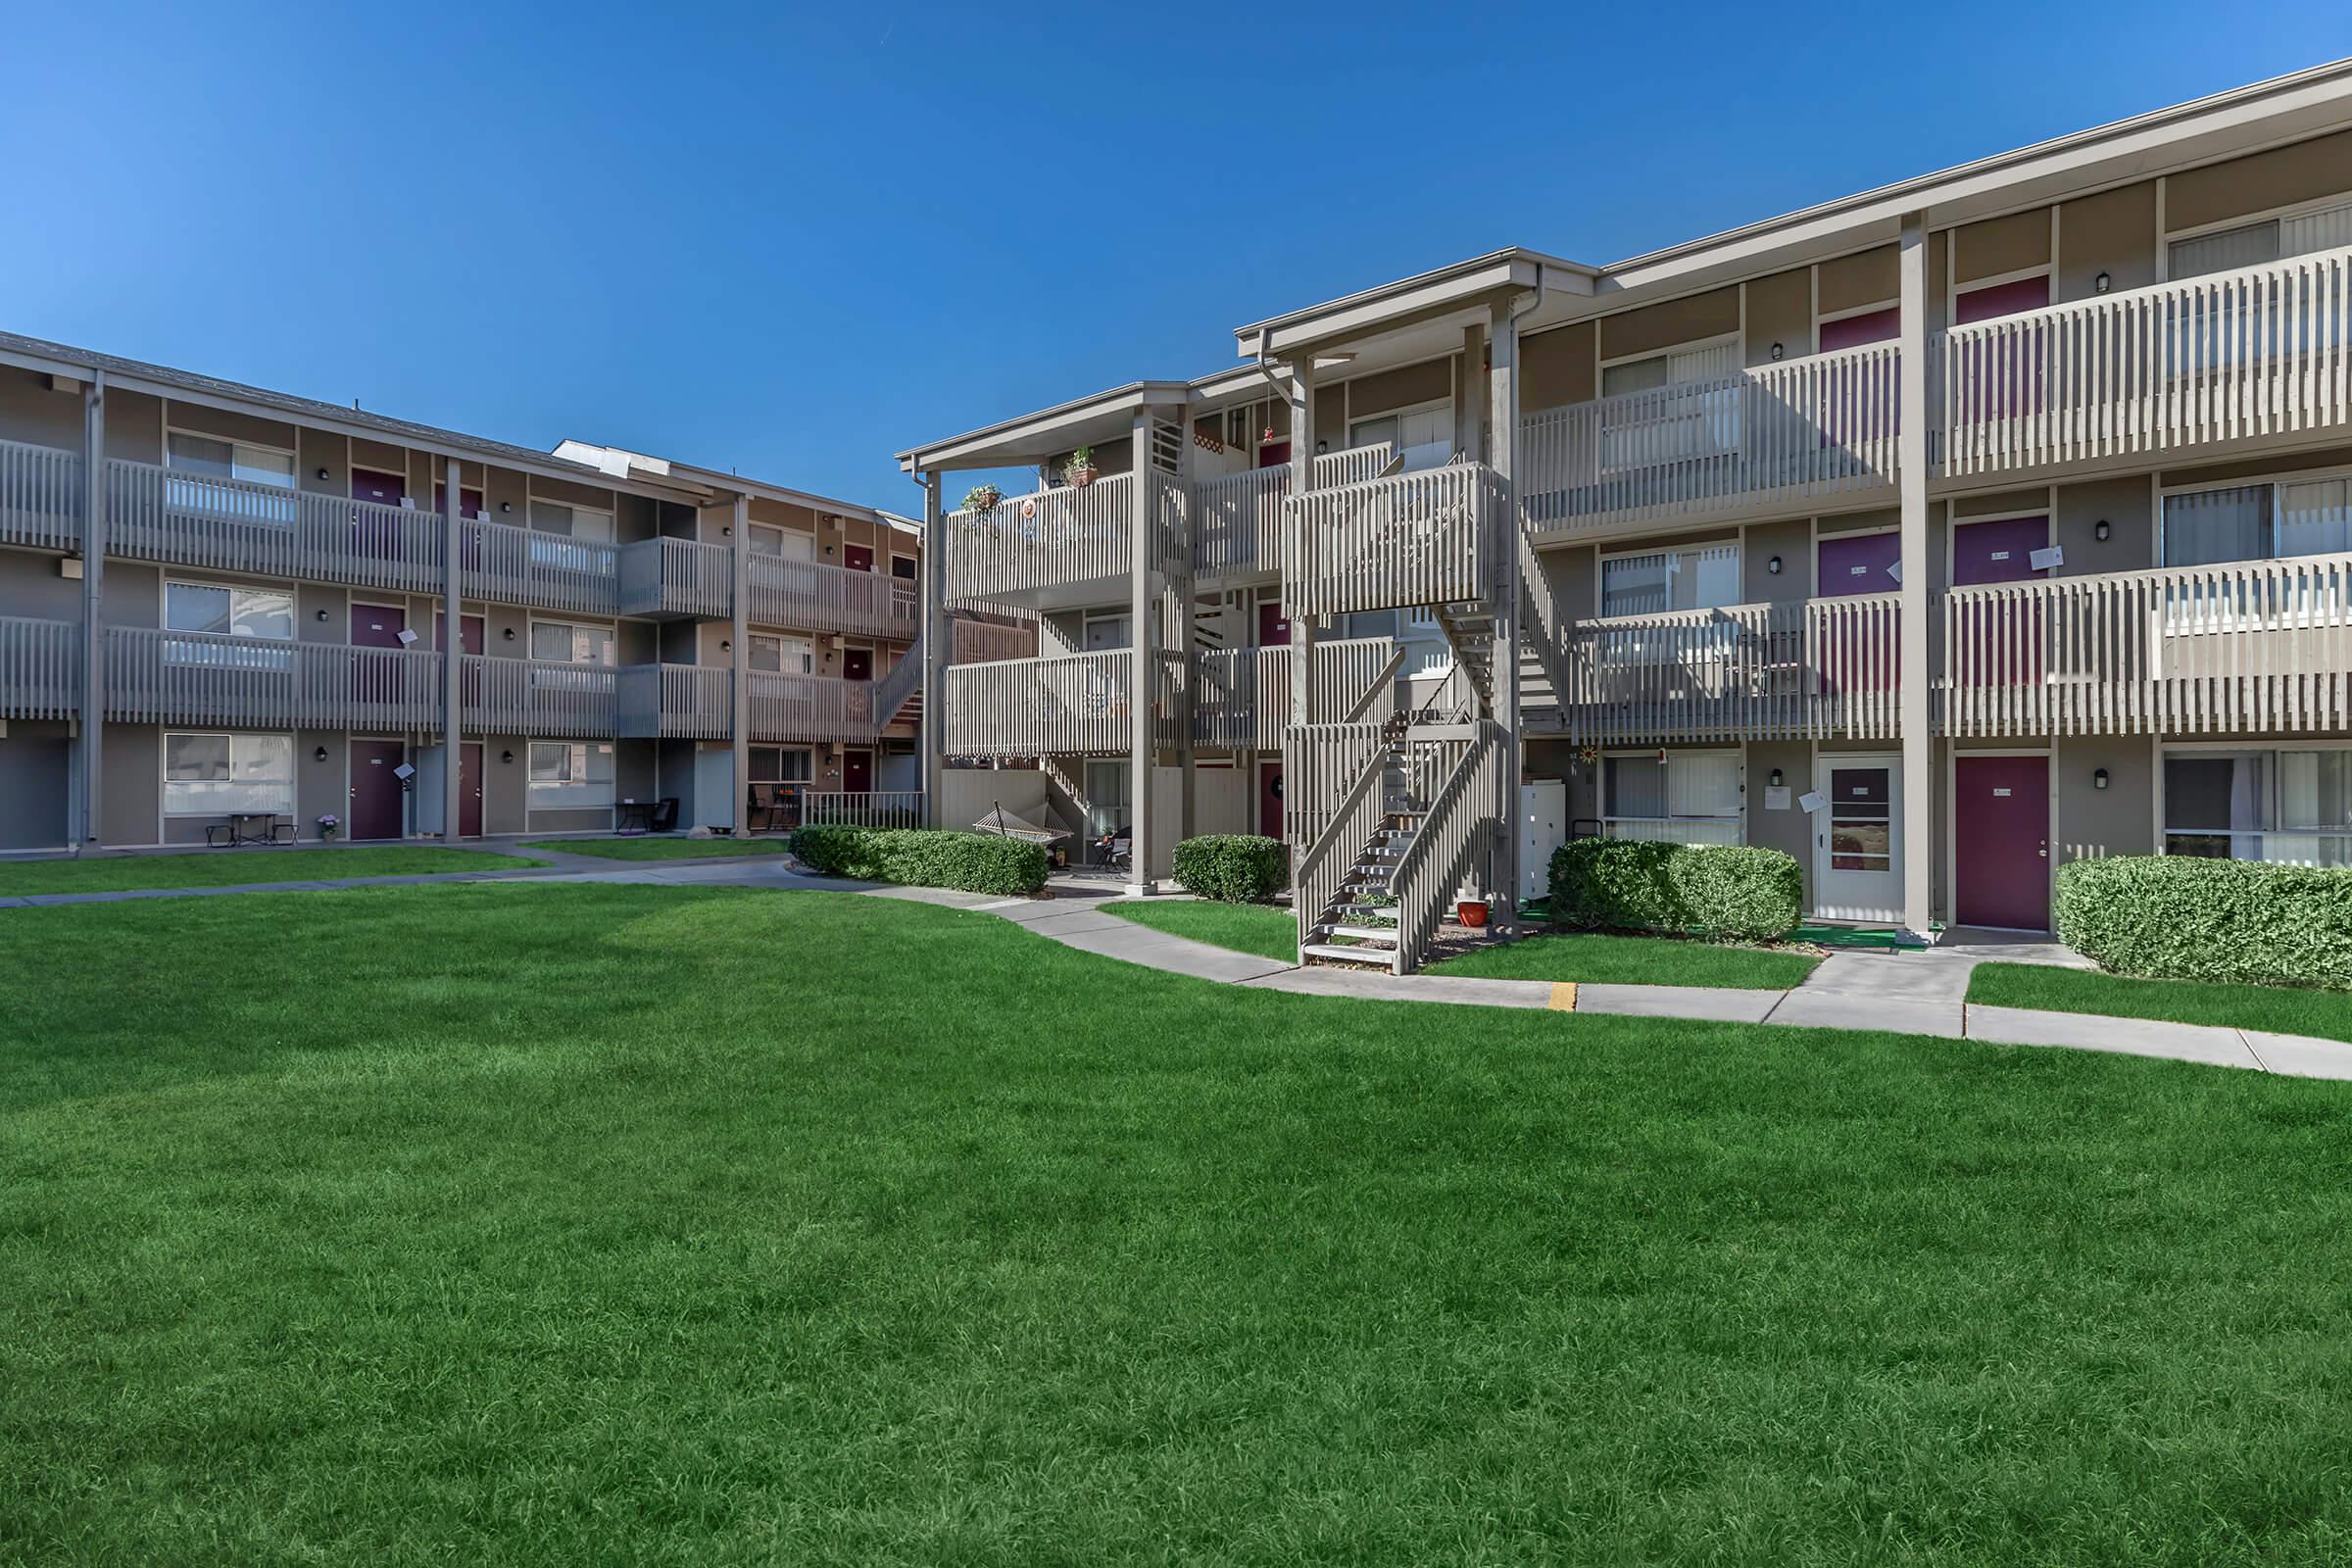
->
[1170,835,1288,904]
[787,825,1048,897]
[1549,839,1802,943]
[2054,856,2352,989]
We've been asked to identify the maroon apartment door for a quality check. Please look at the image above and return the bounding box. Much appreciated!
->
[351,604,409,712]
[1815,531,1900,696]
[1257,601,1291,648]
[1954,755,2050,930]
[352,468,407,559]
[842,544,874,573]
[841,749,872,793]
[840,647,872,681]
[459,742,484,839]
[1952,515,2049,690]
[1258,760,1283,838]
[349,740,406,840]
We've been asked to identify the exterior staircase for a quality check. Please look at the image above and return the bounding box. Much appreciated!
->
[1298,740,1421,967]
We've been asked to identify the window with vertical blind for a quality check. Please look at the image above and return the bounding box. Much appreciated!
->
[2165,748,2352,867]
[166,431,298,524]
[1598,338,1742,472]
[528,741,614,808]
[1599,544,1740,618]
[1348,405,1453,473]
[2161,477,2352,631]
[2167,198,2352,278]
[1601,751,1742,846]
[164,733,294,816]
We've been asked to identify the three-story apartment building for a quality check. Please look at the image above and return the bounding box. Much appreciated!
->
[902,62,2352,970]
[0,333,924,852]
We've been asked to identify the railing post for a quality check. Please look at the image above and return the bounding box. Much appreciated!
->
[1129,410,1157,895]
[730,492,751,834]
[74,371,104,851]
[1898,212,1935,938]
[441,455,465,841]
[1284,359,1319,945]
[920,471,945,828]
[1489,301,1524,922]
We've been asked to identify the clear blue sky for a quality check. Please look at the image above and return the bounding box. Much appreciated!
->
[4,3,2343,510]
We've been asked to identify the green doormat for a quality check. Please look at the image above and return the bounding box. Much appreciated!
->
[1791,924,1915,951]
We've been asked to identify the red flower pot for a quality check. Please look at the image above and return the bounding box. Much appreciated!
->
[1456,900,1489,928]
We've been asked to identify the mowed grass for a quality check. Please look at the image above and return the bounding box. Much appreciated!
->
[1102,896,1297,959]
[521,835,795,861]
[7,886,2352,1563]
[1972,959,2352,1045]
[1430,929,1821,989]
[0,846,543,895]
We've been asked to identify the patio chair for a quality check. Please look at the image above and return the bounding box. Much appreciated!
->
[649,798,679,833]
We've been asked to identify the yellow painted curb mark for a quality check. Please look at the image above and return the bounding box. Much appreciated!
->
[1548,982,1578,1012]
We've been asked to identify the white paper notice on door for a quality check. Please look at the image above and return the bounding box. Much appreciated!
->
[1797,791,1826,813]
[2029,545,2064,570]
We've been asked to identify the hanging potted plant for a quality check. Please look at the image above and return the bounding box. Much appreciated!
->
[961,483,1003,514]
[1062,447,1099,488]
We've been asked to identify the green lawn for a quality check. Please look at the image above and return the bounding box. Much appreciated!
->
[8,886,2352,1563]
[0,846,544,896]
[521,835,795,862]
[1971,960,2352,1045]
[1429,930,1821,989]
[1103,897,1297,959]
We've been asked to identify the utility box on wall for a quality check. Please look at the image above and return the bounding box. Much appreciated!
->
[695,744,736,831]
[1521,780,1566,905]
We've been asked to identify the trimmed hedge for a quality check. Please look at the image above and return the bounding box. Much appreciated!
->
[1549,839,1803,943]
[789,825,1048,897]
[1171,834,1289,904]
[2054,855,2352,989]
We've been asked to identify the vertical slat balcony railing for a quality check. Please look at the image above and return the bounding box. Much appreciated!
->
[463,656,617,736]
[1520,342,1903,535]
[0,438,82,551]
[460,518,620,615]
[944,472,1138,608]
[1287,720,1390,959]
[107,459,445,593]
[803,790,925,828]
[747,554,919,639]
[616,663,732,739]
[1388,719,1506,975]
[1557,595,1904,743]
[1191,443,1397,582]
[1193,646,1291,748]
[1943,555,2352,737]
[1282,462,1506,618]
[747,669,880,744]
[1941,245,2352,478]
[618,536,732,619]
[872,640,923,726]
[951,614,1036,665]
[942,649,1183,758]
[0,615,80,717]
[105,627,444,731]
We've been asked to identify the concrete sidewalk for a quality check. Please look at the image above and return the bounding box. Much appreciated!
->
[7,855,2348,1082]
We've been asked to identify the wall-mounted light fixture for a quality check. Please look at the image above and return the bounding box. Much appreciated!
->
[2094,271,2113,294]
[315,608,329,622]
[1315,439,1330,455]
[502,750,514,765]
[2094,518,2112,542]
[1769,768,1785,789]
[1767,555,1784,575]
[823,544,835,556]
[499,501,514,514]
[2093,767,2111,790]
[721,526,732,538]
[720,639,731,652]
[314,746,329,762]
[316,466,331,481]
[502,626,516,641]
[1769,342,1786,362]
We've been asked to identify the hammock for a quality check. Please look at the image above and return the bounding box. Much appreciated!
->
[972,803,1070,846]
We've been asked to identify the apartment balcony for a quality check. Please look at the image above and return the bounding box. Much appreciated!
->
[1941,244,2352,481]
[747,552,918,638]
[616,663,731,739]
[1520,342,1904,539]
[0,438,84,552]
[0,614,81,717]
[1281,462,1508,618]
[105,626,446,732]
[943,649,1186,758]
[1553,595,1904,745]
[1191,444,1394,584]
[1192,635,1401,749]
[747,669,886,745]
[617,536,731,619]
[108,458,448,596]
[943,470,1187,612]
[1943,554,2352,737]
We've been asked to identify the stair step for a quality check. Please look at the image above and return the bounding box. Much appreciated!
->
[1319,923,1400,943]
[1301,942,1396,967]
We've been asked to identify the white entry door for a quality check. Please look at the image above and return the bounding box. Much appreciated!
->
[1519,780,1566,905]
[1813,754,1903,923]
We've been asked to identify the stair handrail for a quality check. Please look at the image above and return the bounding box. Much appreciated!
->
[1332,639,1407,725]
[1514,524,1574,711]
[1387,718,1505,974]
[1287,720,1389,960]
[873,632,923,726]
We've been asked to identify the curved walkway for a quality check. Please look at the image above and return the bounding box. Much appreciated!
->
[8,850,2347,1082]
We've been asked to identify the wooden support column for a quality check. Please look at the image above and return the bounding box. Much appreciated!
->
[75,372,105,849]
[1128,411,1156,894]
[919,470,946,827]
[1285,360,1317,732]
[1488,303,1523,920]
[1458,320,1488,463]
[1897,212,1935,937]
[731,493,752,835]
[1173,420,1197,843]
[439,457,465,839]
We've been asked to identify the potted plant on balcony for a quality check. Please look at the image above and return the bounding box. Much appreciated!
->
[316,812,340,841]
[1062,447,1099,489]
[961,483,1004,514]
